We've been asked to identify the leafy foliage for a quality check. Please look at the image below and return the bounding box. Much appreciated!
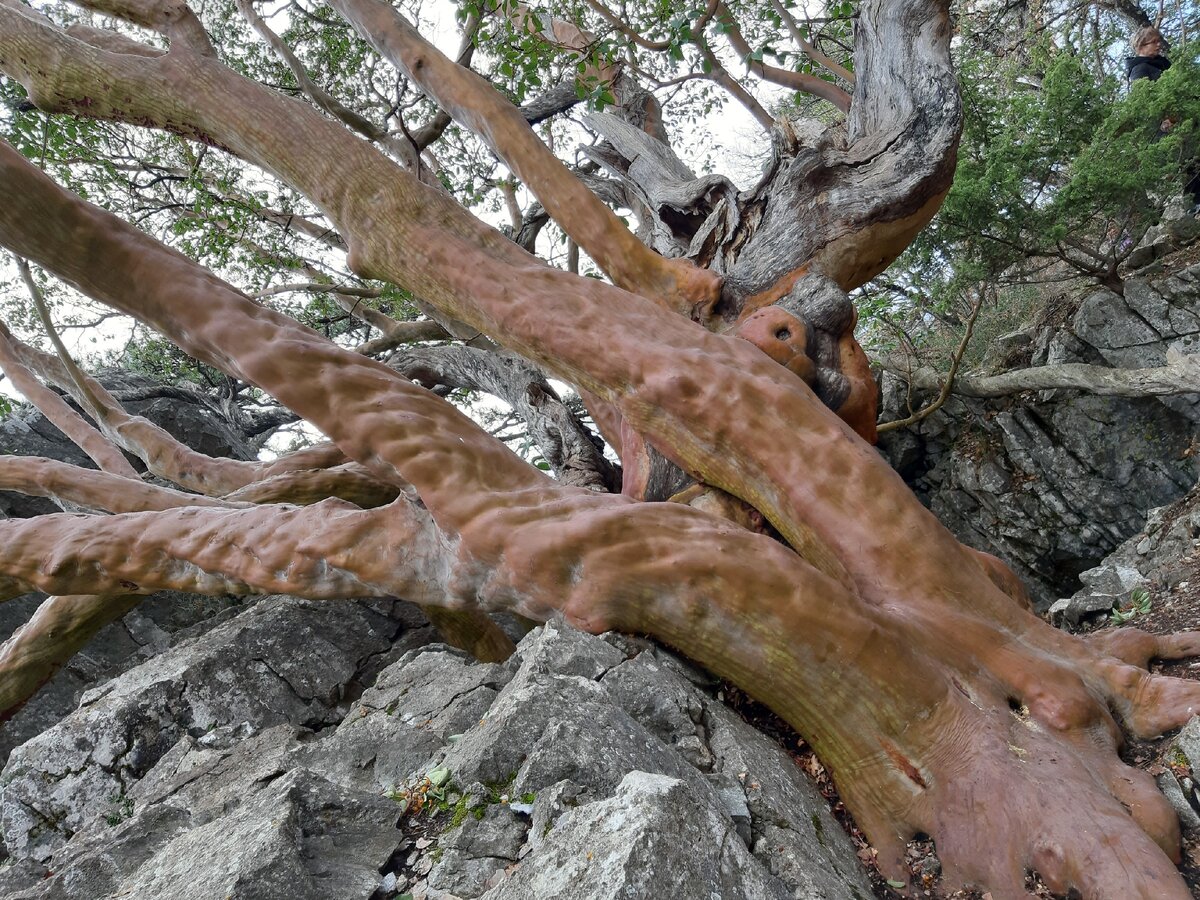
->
[863,11,1200,367]
[920,47,1199,289]
[1112,587,1153,623]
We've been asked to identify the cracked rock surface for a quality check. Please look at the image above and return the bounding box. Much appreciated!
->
[0,376,276,765]
[878,262,1200,607]
[0,595,416,863]
[0,613,872,900]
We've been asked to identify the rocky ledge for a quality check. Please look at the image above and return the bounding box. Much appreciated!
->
[0,601,872,900]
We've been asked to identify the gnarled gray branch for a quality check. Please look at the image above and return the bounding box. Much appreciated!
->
[880,354,1200,400]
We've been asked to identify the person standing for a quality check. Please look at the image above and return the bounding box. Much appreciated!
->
[1126,26,1171,83]
[1125,26,1199,210]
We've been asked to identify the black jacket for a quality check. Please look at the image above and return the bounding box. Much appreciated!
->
[1126,54,1171,83]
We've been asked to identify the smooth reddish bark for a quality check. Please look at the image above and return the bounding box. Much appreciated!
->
[0,1,1197,896]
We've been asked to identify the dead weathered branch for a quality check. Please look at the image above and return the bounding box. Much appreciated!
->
[389,344,618,491]
[880,353,1200,400]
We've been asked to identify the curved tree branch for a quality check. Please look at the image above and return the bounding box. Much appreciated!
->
[877,291,983,433]
[17,259,143,479]
[0,499,421,603]
[2,329,376,498]
[714,2,851,112]
[234,0,411,161]
[220,462,401,507]
[353,318,453,356]
[82,0,215,55]
[767,0,855,85]
[0,454,245,512]
[251,281,381,300]
[326,0,723,317]
[0,322,137,480]
[694,39,776,130]
[0,593,142,723]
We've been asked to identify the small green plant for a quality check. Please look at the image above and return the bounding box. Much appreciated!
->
[448,794,471,830]
[104,792,134,826]
[1171,746,1191,770]
[385,766,454,816]
[1110,588,1152,624]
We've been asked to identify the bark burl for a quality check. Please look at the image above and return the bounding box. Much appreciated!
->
[1,0,1199,896]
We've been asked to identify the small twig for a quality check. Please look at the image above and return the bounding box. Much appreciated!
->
[251,281,381,300]
[16,258,120,437]
[877,292,985,434]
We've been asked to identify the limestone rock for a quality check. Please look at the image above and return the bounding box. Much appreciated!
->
[1156,770,1200,832]
[1175,716,1200,772]
[878,261,1200,606]
[1055,486,1200,627]
[484,771,796,900]
[0,596,403,861]
[0,612,874,900]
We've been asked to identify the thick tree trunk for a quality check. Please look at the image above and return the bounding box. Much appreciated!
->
[1,1,1200,897]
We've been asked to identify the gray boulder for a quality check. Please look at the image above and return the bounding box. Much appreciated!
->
[1052,485,1200,626]
[486,771,796,900]
[0,613,875,900]
[0,591,247,766]
[0,596,408,861]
